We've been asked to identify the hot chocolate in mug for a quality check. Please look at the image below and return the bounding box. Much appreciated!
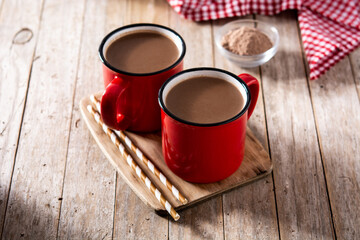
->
[158,68,259,183]
[99,23,186,132]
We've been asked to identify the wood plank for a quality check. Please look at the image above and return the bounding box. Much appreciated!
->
[168,8,224,240]
[113,173,169,240]
[213,16,279,239]
[0,0,3,14]
[105,0,127,31]
[258,12,334,239]
[1,0,86,239]
[169,15,213,70]
[56,0,118,239]
[0,0,43,237]
[169,199,224,240]
[309,57,360,239]
[349,48,360,99]
[125,0,169,24]
[112,0,169,239]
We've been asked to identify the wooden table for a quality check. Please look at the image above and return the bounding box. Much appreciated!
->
[1,0,359,239]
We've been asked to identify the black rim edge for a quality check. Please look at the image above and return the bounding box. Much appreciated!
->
[158,67,252,127]
[99,23,186,76]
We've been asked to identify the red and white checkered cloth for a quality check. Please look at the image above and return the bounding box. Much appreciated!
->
[167,0,360,80]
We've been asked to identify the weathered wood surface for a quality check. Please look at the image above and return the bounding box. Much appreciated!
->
[258,12,334,239]
[349,48,360,99]
[1,0,85,239]
[56,0,117,239]
[0,0,43,237]
[1,0,359,239]
[309,57,360,239]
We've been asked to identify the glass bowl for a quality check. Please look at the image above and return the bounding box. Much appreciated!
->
[215,19,279,68]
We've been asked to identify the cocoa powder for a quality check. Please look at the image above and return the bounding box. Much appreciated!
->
[221,26,273,55]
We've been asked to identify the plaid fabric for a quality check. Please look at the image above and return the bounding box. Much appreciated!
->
[167,0,360,80]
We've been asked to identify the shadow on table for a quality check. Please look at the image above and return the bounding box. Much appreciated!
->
[167,176,276,239]
[0,188,63,239]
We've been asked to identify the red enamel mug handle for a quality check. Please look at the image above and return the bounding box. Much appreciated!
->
[238,73,259,119]
[100,76,132,130]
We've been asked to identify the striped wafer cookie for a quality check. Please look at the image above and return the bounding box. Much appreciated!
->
[90,95,188,205]
[86,105,180,221]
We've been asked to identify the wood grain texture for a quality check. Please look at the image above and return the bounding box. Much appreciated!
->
[125,0,169,24]
[113,174,169,240]
[169,198,224,240]
[56,0,117,239]
[349,48,360,100]
[0,0,43,237]
[170,13,213,70]
[309,57,360,239]
[258,12,333,239]
[0,0,3,16]
[112,0,169,239]
[1,0,86,239]
[105,0,127,31]
[213,17,279,240]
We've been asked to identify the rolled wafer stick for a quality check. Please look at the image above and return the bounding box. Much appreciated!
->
[90,95,188,205]
[86,105,180,221]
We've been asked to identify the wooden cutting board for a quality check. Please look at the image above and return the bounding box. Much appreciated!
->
[80,94,272,215]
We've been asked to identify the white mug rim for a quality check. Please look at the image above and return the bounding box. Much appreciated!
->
[158,67,251,127]
[98,23,186,76]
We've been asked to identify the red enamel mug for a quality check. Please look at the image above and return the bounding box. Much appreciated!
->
[98,24,186,132]
[158,68,259,183]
